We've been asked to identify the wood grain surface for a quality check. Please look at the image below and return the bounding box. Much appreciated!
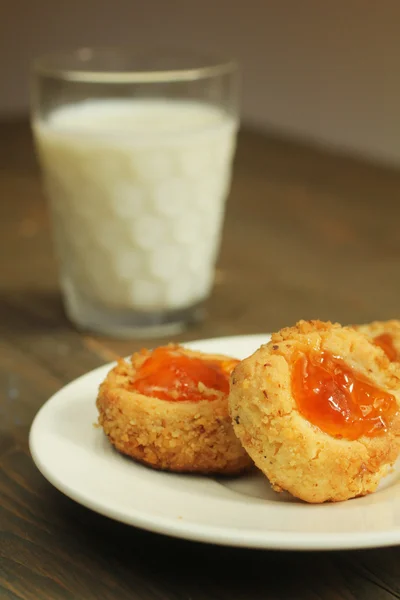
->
[1,118,400,600]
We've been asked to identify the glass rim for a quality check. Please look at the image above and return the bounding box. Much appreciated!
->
[33,47,239,84]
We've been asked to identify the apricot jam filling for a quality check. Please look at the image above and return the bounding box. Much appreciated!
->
[373,333,398,362]
[131,347,238,402]
[292,351,397,440]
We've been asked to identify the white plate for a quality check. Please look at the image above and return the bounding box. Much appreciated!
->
[29,334,400,551]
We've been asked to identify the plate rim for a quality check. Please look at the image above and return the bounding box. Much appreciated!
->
[29,333,400,551]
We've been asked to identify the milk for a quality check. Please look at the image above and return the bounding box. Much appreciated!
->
[33,99,237,330]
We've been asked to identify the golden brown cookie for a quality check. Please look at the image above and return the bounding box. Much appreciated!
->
[97,344,252,474]
[229,320,400,503]
[353,319,400,362]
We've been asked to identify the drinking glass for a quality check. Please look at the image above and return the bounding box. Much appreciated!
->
[31,48,240,337]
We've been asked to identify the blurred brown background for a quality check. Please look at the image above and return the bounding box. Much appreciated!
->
[1,0,400,165]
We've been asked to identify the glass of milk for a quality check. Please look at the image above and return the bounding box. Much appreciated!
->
[31,48,239,337]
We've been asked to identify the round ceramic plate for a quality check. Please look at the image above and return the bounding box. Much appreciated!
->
[29,334,400,551]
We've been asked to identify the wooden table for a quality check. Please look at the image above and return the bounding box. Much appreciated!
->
[1,118,400,600]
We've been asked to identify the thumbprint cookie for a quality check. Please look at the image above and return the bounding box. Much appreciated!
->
[97,344,252,474]
[353,319,400,362]
[229,320,400,503]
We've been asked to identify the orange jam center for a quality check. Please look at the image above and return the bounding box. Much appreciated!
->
[131,347,238,402]
[292,351,397,440]
[373,333,398,362]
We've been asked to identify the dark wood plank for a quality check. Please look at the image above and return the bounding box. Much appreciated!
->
[1,117,400,600]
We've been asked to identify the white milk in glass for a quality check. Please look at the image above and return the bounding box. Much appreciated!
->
[33,99,237,329]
